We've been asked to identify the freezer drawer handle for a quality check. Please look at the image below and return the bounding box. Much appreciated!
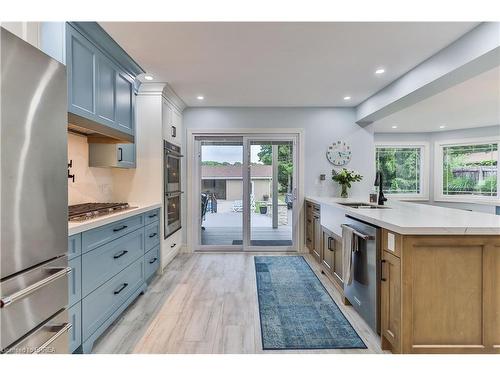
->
[113,250,128,259]
[0,267,72,308]
[149,257,158,264]
[113,225,128,232]
[113,283,128,295]
[34,323,72,354]
[341,224,375,240]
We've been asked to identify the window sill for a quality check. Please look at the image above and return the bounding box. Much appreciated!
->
[386,195,429,201]
[434,197,500,206]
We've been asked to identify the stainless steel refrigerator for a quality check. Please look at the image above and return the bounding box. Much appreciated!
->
[0,28,71,354]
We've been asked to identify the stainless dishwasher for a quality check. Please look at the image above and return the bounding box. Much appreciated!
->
[342,215,381,334]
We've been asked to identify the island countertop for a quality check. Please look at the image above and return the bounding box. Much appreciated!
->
[306,196,500,235]
[68,203,162,236]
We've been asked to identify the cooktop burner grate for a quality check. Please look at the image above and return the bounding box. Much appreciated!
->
[68,202,132,222]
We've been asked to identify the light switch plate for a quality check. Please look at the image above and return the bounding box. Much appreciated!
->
[387,232,395,252]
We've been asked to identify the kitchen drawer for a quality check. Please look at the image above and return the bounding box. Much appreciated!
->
[82,257,144,341]
[82,213,144,254]
[145,221,160,252]
[144,208,160,225]
[5,308,70,354]
[68,302,82,353]
[82,228,144,297]
[0,256,70,351]
[68,256,82,307]
[165,229,181,252]
[68,234,81,260]
[144,246,160,281]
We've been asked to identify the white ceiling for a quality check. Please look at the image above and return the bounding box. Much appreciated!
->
[373,65,500,133]
[100,22,479,107]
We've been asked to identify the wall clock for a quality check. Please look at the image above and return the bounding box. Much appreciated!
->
[326,141,352,166]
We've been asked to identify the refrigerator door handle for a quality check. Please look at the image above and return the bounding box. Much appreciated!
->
[33,323,72,354]
[0,267,72,308]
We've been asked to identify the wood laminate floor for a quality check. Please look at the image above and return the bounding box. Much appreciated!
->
[92,252,385,354]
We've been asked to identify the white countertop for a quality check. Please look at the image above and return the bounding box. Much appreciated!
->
[68,203,162,236]
[306,196,500,235]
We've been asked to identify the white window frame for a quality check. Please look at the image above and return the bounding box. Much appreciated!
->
[434,136,500,205]
[375,141,430,200]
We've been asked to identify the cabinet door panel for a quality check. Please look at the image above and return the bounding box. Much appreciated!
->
[96,55,116,125]
[312,215,321,263]
[381,250,401,352]
[116,72,133,134]
[321,229,334,272]
[332,235,343,285]
[68,29,95,115]
[116,144,135,168]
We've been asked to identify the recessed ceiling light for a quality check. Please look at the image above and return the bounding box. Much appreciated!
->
[343,96,351,101]
[196,95,204,100]
[439,125,446,129]
[391,125,398,129]
[144,74,154,81]
[375,68,385,75]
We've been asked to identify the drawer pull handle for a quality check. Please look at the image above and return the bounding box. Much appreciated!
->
[148,214,157,218]
[0,267,72,308]
[170,243,176,248]
[149,257,158,264]
[381,259,387,282]
[149,233,157,238]
[113,225,128,232]
[328,237,334,251]
[113,250,128,259]
[113,283,128,295]
[34,323,72,354]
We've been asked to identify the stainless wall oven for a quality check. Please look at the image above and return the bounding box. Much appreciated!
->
[164,141,183,238]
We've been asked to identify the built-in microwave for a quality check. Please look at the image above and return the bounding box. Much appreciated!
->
[164,141,183,238]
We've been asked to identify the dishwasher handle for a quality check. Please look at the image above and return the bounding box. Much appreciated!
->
[341,224,375,241]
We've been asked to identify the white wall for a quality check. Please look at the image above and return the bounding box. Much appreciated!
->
[183,107,375,199]
[374,125,500,214]
[68,133,115,205]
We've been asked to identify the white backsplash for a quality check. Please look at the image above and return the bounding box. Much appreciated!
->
[68,133,115,205]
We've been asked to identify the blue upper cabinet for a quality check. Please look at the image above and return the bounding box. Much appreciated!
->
[65,22,143,142]
[96,53,116,127]
[115,71,134,134]
[67,26,96,118]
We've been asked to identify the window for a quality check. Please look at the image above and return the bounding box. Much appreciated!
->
[375,143,429,199]
[437,139,499,203]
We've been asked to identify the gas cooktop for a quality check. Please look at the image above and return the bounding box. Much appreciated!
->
[68,203,134,222]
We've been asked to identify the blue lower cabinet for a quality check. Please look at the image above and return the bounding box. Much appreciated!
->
[82,257,145,349]
[68,256,82,307]
[144,209,160,225]
[144,221,160,252]
[82,228,144,297]
[82,214,144,254]
[69,209,161,354]
[144,245,160,281]
[68,234,82,260]
[68,302,82,353]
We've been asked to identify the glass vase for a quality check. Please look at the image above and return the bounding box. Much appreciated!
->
[341,184,348,198]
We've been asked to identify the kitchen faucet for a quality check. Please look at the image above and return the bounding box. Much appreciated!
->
[374,171,387,206]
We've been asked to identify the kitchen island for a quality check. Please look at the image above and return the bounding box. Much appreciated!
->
[305,197,500,354]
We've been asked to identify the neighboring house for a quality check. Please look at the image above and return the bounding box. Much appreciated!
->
[202,164,272,200]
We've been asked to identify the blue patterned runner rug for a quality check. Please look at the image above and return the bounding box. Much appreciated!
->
[254,256,366,350]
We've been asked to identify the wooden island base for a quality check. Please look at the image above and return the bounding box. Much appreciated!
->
[380,230,500,354]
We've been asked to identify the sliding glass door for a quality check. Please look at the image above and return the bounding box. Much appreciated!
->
[246,138,296,249]
[194,134,298,251]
